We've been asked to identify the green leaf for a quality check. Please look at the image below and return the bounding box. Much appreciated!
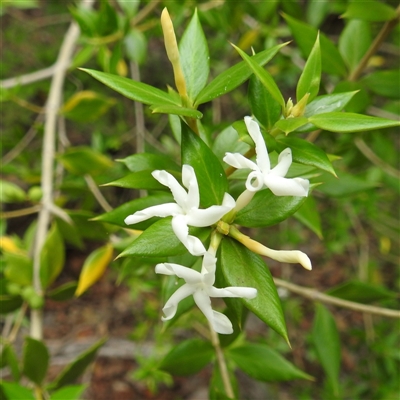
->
[326,280,396,303]
[58,146,113,176]
[179,9,209,101]
[228,343,313,382]
[150,104,203,119]
[0,180,26,203]
[80,68,179,107]
[195,43,287,106]
[362,70,400,99]
[275,117,309,134]
[0,382,35,400]
[47,282,78,301]
[294,196,323,239]
[40,223,65,289]
[0,295,23,314]
[212,125,250,163]
[124,29,147,65]
[119,217,209,258]
[23,337,49,386]
[69,6,97,37]
[181,122,228,207]
[49,338,107,391]
[312,304,341,396]
[275,136,336,175]
[220,238,288,343]
[118,153,180,173]
[94,193,174,228]
[49,385,87,400]
[296,32,321,103]
[103,170,166,190]
[309,112,400,133]
[160,338,214,376]
[305,91,359,117]
[283,13,347,77]
[4,252,33,286]
[341,0,397,21]
[235,189,307,228]
[232,44,285,109]
[248,75,281,130]
[3,344,21,382]
[339,20,371,73]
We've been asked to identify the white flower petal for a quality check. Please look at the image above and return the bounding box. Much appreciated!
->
[210,310,234,334]
[244,116,271,173]
[182,165,200,210]
[223,152,258,170]
[264,175,309,197]
[124,203,182,225]
[245,170,264,192]
[172,214,206,255]
[161,284,196,321]
[222,193,236,209]
[187,203,233,227]
[270,148,292,177]
[155,262,202,284]
[207,286,257,299]
[261,247,312,270]
[152,170,188,208]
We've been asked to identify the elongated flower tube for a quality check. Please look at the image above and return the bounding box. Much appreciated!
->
[156,251,257,334]
[124,165,235,256]
[224,116,309,196]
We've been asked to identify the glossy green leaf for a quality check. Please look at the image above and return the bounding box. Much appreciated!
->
[212,125,250,163]
[195,43,287,106]
[150,104,203,119]
[0,295,23,314]
[228,343,313,382]
[339,20,371,73]
[248,75,281,130]
[0,382,35,400]
[275,117,309,134]
[362,70,400,99]
[181,122,228,207]
[67,211,109,241]
[47,282,78,301]
[232,44,285,109]
[4,252,32,286]
[305,91,359,117]
[294,196,323,239]
[235,189,307,228]
[306,0,330,27]
[119,217,209,258]
[3,344,20,382]
[275,136,336,175]
[55,217,84,249]
[118,153,180,173]
[220,238,288,343]
[58,146,113,176]
[283,13,347,77]
[75,244,114,296]
[103,170,165,190]
[40,223,65,289]
[341,0,397,21]
[49,385,87,400]
[94,193,174,228]
[309,112,400,133]
[312,304,341,396]
[179,9,209,101]
[49,338,107,391]
[327,280,396,303]
[80,68,179,106]
[160,338,214,376]
[23,337,49,385]
[297,32,321,103]
[333,81,371,113]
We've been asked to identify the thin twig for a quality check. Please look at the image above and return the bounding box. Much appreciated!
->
[85,175,113,213]
[274,278,400,319]
[0,205,42,219]
[1,65,58,89]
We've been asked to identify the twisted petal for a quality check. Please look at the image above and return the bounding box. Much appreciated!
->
[201,251,218,285]
[193,289,233,334]
[264,175,310,197]
[270,148,292,177]
[161,284,196,321]
[172,214,206,255]
[207,286,258,299]
[124,203,182,225]
[261,247,312,270]
[181,165,200,211]
[244,116,270,173]
[245,170,264,192]
[187,202,233,227]
[223,152,258,171]
[152,170,188,208]
[155,262,202,284]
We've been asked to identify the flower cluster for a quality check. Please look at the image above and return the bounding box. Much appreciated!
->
[125,117,311,334]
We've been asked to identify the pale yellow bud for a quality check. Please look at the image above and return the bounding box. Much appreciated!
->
[291,93,310,118]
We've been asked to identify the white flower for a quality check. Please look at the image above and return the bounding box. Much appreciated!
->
[155,251,257,334]
[124,165,235,256]
[223,116,309,196]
